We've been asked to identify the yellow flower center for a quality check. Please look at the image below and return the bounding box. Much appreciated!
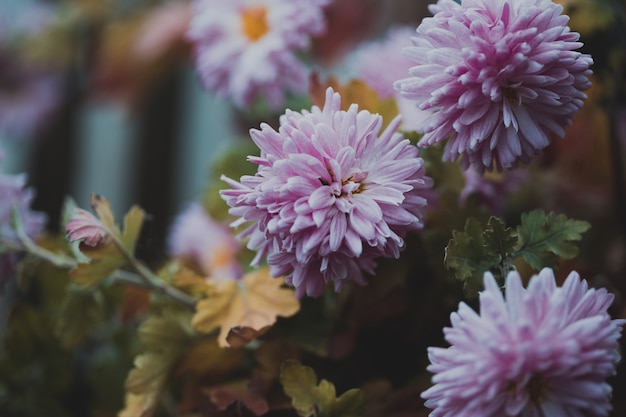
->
[241,5,269,42]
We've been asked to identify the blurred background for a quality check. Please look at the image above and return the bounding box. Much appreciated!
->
[0,0,432,262]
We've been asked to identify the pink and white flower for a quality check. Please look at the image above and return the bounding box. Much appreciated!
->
[220,87,432,297]
[422,268,625,416]
[394,0,593,171]
[187,0,330,108]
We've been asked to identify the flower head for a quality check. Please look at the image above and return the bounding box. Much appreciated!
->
[167,204,243,281]
[65,208,109,247]
[394,0,593,171]
[422,268,625,417]
[187,0,329,108]
[220,87,432,297]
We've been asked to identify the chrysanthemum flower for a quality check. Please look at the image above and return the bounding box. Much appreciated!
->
[220,87,432,297]
[394,0,593,171]
[187,0,329,108]
[422,268,625,417]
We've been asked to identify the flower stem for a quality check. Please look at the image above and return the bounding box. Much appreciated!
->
[107,233,196,310]
[111,270,195,310]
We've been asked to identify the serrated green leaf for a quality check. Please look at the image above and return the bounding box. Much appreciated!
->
[280,360,365,417]
[445,217,499,297]
[515,210,590,271]
[483,216,517,264]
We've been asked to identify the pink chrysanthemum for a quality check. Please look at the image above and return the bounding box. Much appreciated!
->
[394,0,593,171]
[220,87,432,297]
[422,268,625,417]
[187,0,329,108]
[167,204,243,281]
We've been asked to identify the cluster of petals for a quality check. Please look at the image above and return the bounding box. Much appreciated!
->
[167,203,243,281]
[65,208,109,247]
[220,87,432,297]
[394,0,593,171]
[422,268,625,417]
[187,0,330,108]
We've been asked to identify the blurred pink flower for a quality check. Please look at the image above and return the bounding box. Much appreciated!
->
[65,208,109,247]
[352,26,431,131]
[134,1,192,60]
[459,166,528,214]
[0,56,62,140]
[187,0,330,108]
[167,204,243,281]
[0,171,47,247]
[0,3,62,139]
[220,87,432,297]
[394,0,593,171]
[422,268,625,417]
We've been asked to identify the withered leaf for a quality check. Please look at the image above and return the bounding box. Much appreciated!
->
[192,268,300,348]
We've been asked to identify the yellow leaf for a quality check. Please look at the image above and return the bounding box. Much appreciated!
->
[69,243,126,287]
[119,311,194,417]
[91,194,120,236]
[192,268,300,348]
[310,75,399,130]
[280,360,365,417]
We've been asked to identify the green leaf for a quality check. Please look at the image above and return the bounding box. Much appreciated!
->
[280,360,365,417]
[483,216,517,265]
[69,243,126,287]
[55,285,106,349]
[515,210,591,270]
[444,217,499,297]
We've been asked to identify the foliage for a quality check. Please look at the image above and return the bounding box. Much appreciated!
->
[445,210,591,297]
[280,360,365,417]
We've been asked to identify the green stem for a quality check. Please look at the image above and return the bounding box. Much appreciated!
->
[111,270,196,310]
[106,233,196,310]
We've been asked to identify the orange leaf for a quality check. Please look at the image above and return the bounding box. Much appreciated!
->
[192,268,300,347]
